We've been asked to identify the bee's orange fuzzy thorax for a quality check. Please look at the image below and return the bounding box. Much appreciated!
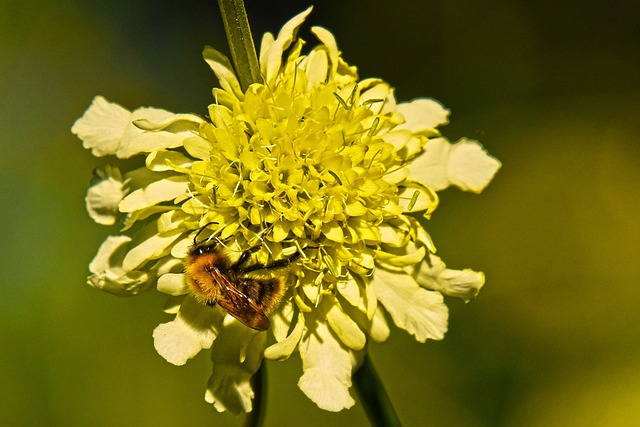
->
[185,252,226,303]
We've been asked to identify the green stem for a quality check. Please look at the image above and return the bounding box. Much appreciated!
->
[353,354,402,427]
[243,362,266,427]
[217,0,263,91]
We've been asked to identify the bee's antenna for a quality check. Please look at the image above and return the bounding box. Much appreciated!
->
[194,221,219,246]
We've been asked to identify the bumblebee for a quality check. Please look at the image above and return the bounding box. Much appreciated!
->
[184,231,300,331]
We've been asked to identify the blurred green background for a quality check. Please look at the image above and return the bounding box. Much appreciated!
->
[2,0,639,425]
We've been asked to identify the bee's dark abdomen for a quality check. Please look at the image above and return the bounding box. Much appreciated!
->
[237,277,284,315]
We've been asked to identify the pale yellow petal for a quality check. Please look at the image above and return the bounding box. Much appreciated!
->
[369,306,390,343]
[85,165,125,225]
[264,312,305,361]
[409,137,501,192]
[87,235,149,295]
[324,296,366,351]
[446,138,502,192]
[119,175,189,213]
[298,314,356,411]
[372,267,448,342]
[337,277,360,308]
[152,295,223,366]
[376,244,426,268]
[205,319,267,413]
[145,150,193,172]
[397,181,439,216]
[71,96,135,158]
[157,273,189,296]
[411,253,485,302]
[203,46,244,100]
[395,98,450,134]
[304,48,329,88]
[262,7,313,85]
[122,222,183,271]
[311,26,339,77]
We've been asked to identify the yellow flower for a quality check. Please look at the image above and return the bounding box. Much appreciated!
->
[72,7,500,413]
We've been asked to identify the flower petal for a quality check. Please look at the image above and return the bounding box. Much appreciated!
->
[145,150,193,172]
[337,277,360,307]
[133,112,204,131]
[397,180,439,216]
[410,253,485,302]
[72,96,177,158]
[87,236,150,295]
[205,319,267,413]
[126,132,186,154]
[371,267,448,342]
[325,295,366,351]
[261,7,313,85]
[183,134,212,160]
[369,306,390,343]
[265,311,305,361]
[126,113,202,154]
[322,220,344,243]
[119,175,189,213]
[152,295,223,366]
[122,222,183,271]
[338,275,377,320]
[311,26,339,77]
[376,244,426,268]
[153,255,184,276]
[270,300,295,341]
[447,138,501,192]
[378,222,411,248]
[384,164,411,185]
[395,98,450,134]
[71,96,133,157]
[203,46,244,101]
[157,273,190,296]
[85,165,125,225]
[359,79,396,114]
[409,137,501,193]
[298,312,357,412]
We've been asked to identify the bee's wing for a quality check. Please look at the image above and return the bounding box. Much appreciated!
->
[215,275,271,331]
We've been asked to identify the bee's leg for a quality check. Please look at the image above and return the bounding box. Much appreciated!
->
[239,250,302,273]
[232,246,262,272]
[266,250,303,269]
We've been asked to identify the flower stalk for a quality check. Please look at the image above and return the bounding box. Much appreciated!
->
[354,355,402,427]
[217,0,262,91]
[243,363,266,427]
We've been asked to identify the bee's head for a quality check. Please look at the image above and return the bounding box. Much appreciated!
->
[189,243,217,257]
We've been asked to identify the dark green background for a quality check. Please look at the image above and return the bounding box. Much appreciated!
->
[2,0,639,425]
